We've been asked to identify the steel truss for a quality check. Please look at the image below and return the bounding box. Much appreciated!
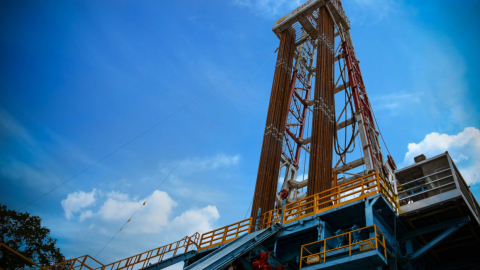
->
[273,0,397,208]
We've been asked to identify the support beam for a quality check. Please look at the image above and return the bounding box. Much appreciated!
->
[299,117,354,145]
[333,157,365,173]
[334,53,344,62]
[289,179,308,189]
[298,14,318,40]
[334,81,350,94]
[365,196,380,226]
[337,117,354,130]
[298,136,311,145]
[337,171,367,186]
[407,221,468,259]
[301,144,310,153]
[402,216,470,240]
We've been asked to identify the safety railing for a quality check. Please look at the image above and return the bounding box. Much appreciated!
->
[378,174,399,212]
[43,233,199,270]
[18,218,251,270]
[299,225,386,268]
[0,242,49,270]
[283,172,397,224]
[397,168,455,206]
[198,218,252,251]
[98,232,199,270]
[44,255,103,270]
[453,167,480,220]
[258,209,282,230]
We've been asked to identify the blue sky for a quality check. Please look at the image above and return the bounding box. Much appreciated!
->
[1,0,479,268]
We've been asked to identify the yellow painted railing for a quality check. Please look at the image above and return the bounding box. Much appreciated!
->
[198,218,252,251]
[283,172,397,225]
[299,225,387,268]
[44,255,103,270]
[7,217,250,270]
[258,209,281,230]
[378,174,399,211]
[0,243,48,270]
[42,233,199,270]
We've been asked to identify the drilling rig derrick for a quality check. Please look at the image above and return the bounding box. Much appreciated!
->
[18,1,480,270]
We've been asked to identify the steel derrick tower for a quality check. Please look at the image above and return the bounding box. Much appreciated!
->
[251,0,397,228]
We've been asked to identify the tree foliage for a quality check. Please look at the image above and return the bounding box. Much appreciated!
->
[0,205,65,269]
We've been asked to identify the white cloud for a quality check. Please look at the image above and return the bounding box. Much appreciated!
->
[169,205,220,236]
[93,190,177,234]
[61,189,220,236]
[79,210,94,222]
[403,127,480,185]
[372,92,422,115]
[61,189,97,220]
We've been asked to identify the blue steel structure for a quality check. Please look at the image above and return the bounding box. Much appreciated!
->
[143,152,480,270]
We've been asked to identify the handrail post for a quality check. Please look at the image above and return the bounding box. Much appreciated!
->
[281,199,287,225]
[383,233,386,258]
[300,246,304,268]
[324,240,326,263]
[255,208,261,232]
[349,232,351,256]
[377,172,381,194]
[335,187,339,205]
[222,227,227,243]
[80,255,88,269]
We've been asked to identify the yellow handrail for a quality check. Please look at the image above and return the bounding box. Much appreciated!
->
[198,218,252,251]
[43,233,199,270]
[0,243,48,270]
[284,172,397,225]
[258,209,281,230]
[8,218,252,270]
[299,224,387,268]
[44,255,102,270]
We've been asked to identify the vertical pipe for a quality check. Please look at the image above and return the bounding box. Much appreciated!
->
[308,6,335,196]
[251,28,296,230]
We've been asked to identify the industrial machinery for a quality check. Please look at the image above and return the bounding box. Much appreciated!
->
[4,0,480,269]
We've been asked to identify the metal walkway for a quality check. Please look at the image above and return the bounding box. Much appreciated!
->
[184,225,281,270]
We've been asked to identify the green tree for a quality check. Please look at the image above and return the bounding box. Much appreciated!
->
[0,205,66,269]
